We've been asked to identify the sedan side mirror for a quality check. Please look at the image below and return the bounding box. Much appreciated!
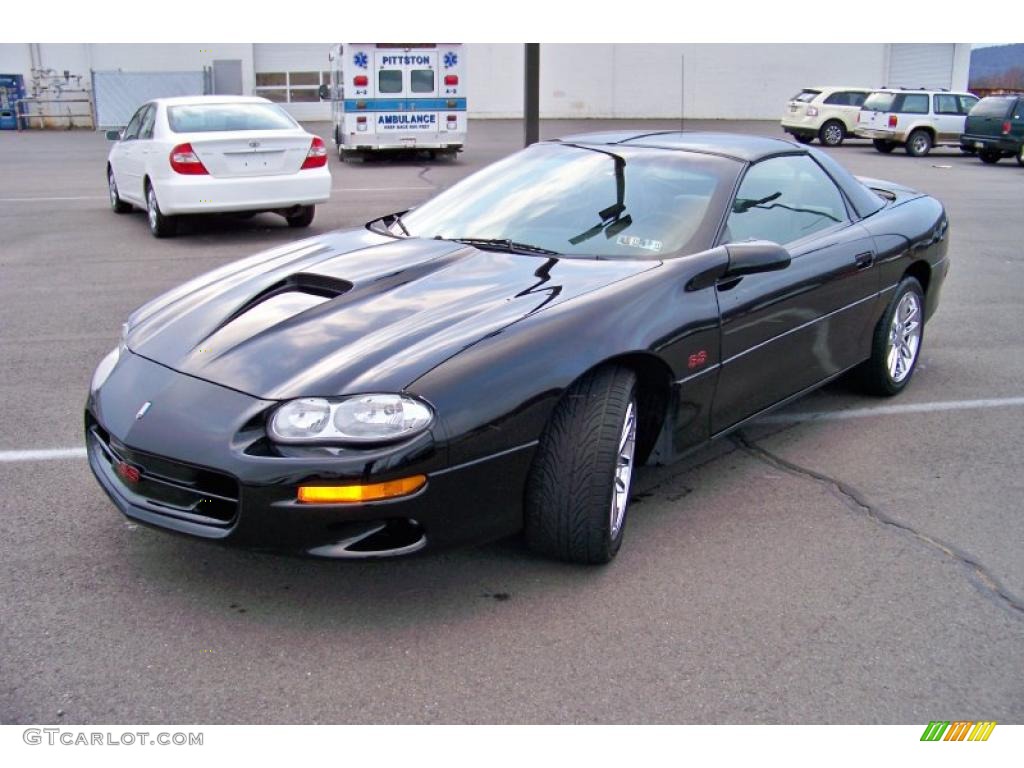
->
[318,84,331,101]
[723,240,791,278]
[105,129,122,141]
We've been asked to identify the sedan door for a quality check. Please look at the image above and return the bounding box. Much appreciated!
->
[711,153,880,433]
[109,106,146,204]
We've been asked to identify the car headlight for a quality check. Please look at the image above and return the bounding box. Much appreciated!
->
[268,395,434,444]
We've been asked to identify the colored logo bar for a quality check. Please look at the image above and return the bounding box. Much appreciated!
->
[920,721,997,741]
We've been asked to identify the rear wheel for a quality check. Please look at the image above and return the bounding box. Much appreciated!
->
[285,205,315,228]
[905,129,932,157]
[107,168,130,213]
[979,149,1001,164]
[524,365,638,564]
[873,139,896,154]
[856,277,925,396]
[145,182,177,238]
[819,120,846,147]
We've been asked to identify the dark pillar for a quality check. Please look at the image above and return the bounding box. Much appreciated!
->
[524,43,540,146]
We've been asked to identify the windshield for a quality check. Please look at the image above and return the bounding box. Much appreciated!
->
[863,92,895,112]
[397,143,738,258]
[167,102,298,133]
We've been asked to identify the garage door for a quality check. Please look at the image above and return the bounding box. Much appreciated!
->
[93,71,206,129]
[888,44,955,90]
[253,43,332,122]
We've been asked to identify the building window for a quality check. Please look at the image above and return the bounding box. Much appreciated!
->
[254,71,328,103]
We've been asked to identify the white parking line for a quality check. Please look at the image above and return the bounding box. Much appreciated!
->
[758,396,1024,424]
[1,187,434,203]
[3,396,1023,463]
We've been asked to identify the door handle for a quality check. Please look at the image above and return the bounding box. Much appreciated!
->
[854,251,875,270]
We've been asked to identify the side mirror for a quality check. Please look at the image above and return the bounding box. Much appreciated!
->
[318,84,330,101]
[723,240,791,278]
[105,129,122,141]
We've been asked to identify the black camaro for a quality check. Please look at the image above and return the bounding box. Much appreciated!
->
[87,131,949,563]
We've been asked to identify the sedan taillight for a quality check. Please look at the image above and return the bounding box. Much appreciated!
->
[301,136,328,170]
[169,143,209,175]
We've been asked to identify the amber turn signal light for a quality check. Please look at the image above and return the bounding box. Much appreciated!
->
[297,475,427,504]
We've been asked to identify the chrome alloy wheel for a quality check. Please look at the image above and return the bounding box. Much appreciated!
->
[147,187,159,230]
[108,171,119,209]
[910,133,929,154]
[888,291,921,383]
[823,123,843,145]
[610,399,637,539]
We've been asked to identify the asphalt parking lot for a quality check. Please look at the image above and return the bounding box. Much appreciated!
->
[1,118,1022,724]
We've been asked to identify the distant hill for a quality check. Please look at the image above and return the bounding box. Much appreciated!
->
[970,44,1024,89]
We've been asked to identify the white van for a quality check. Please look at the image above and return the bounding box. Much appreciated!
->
[325,43,466,161]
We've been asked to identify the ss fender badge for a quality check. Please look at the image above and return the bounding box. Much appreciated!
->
[135,401,152,420]
[687,350,708,370]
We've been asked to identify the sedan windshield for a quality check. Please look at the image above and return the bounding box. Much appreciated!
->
[397,143,739,259]
[167,103,298,133]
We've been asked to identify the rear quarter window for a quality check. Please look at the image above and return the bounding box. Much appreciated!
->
[791,90,821,103]
[894,93,930,114]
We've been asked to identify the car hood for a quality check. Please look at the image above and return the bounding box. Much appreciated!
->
[125,229,658,399]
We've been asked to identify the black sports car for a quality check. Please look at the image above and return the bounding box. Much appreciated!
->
[87,131,949,563]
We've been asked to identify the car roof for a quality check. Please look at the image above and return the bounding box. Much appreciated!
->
[150,95,273,107]
[551,130,804,163]
[805,85,873,92]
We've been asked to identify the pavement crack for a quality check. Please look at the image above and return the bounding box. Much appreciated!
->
[733,431,1024,618]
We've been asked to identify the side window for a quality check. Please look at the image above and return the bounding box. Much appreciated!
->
[378,70,402,94]
[934,94,959,115]
[410,69,434,93]
[1015,100,1024,120]
[725,155,850,246]
[898,94,930,114]
[824,91,850,106]
[122,107,145,140]
[138,105,156,139]
[959,95,979,115]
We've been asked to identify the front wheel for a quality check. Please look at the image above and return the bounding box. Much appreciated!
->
[146,183,177,238]
[856,277,925,396]
[285,205,315,228]
[524,366,639,564]
[905,129,932,157]
[873,139,896,154]
[819,120,846,147]
[107,168,131,213]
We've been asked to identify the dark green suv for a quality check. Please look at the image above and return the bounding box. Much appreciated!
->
[960,94,1024,165]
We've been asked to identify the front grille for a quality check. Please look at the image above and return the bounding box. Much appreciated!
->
[88,420,239,527]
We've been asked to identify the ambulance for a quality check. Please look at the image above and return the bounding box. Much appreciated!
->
[325,43,466,161]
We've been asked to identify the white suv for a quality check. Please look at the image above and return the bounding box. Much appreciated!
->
[780,86,872,147]
[855,89,979,157]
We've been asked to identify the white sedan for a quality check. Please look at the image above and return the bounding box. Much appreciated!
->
[105,96,331,237]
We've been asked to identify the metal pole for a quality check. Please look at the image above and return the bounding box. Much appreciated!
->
[524,43,540,146]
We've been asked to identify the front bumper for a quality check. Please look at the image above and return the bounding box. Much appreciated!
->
[155,167,331,215]
[87,351,531,557]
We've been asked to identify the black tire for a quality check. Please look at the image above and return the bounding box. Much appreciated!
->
[819,120,846,147]
[793,134,814,145]
[979,149,1001,164]
[107,167,131,213]
[873,139,896,154]
[905,129,932,157]
[1017,145,1024,167]
[145,182,177,238]
[285,205,315,228]
[524,366,639,564]
[856,277,925,397]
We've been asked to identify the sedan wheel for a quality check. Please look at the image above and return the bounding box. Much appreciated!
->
[146,184,177,238]
[525,365,639,564]
[108,169,130,213]
[857,277,925,396]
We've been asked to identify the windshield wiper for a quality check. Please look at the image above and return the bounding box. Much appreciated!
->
[733,191,782,213]
[444,237,561,256]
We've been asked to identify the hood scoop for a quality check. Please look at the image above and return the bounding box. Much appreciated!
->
[216,272,354,331]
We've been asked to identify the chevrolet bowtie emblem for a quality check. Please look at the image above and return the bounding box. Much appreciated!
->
[136,401,152,420]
